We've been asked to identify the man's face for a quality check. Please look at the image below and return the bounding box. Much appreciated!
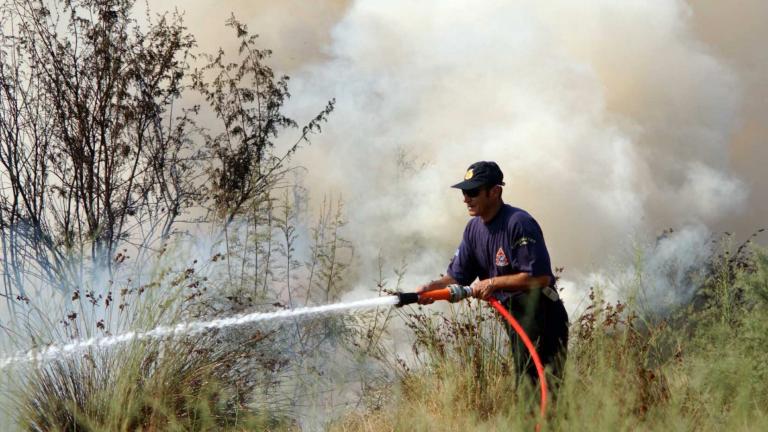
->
[462,186,495,217]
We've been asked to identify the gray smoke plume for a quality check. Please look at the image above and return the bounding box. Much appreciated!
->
[261,1,756,303]
[4,0,766,427]
[160,0,767,310]
[4,0,761,349]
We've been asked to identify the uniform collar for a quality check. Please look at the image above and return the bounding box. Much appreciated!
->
[482,202,507,226]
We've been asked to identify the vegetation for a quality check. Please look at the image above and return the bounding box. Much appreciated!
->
[334,235,768,432]
[0,0,333,305]
[0,1,345,430]
[1,1,766,431]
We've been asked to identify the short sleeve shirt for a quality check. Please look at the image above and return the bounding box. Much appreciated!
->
[446,204,554,302]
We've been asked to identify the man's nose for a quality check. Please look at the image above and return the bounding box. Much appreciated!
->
[463,193,471,203]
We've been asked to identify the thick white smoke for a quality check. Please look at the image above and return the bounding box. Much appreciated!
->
[575,224,713,313]
[5,0,758,318]
[153,0,768,314]
[258,0,753,308]
[4,1,766,427]
[115,0,766,322]
[689,0,768,235]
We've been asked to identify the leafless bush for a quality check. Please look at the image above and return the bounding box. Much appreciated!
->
[0,1,333,318]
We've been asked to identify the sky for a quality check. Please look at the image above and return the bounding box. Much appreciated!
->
[156,0,767,310]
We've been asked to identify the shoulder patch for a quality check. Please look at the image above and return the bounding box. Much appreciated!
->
[495,247,509,267]
[513,236,536,248]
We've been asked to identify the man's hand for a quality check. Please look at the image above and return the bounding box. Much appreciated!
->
[414,275,458,305]
[471,278,497,300]
[415,281,439,305]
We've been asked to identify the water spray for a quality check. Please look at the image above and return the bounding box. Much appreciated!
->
[1,285,547,425]
[395,284,549,426]
[0,296,397,370]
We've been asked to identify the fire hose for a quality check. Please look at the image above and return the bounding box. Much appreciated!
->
[395,285,548,424]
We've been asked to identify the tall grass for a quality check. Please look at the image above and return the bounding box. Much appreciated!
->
[11,337,293,431]
[1,205,394,430]
[2,251,299,431]
[334,243,768,431]
[4,215,766,431]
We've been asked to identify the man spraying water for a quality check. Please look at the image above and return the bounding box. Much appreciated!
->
[415,161,569,384]
[2,162,567,392]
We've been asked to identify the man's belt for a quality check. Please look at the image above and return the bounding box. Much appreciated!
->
[542,286,560,302]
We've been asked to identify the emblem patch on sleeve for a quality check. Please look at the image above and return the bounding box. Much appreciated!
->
[513,236,536,248]
[495,247,509,266]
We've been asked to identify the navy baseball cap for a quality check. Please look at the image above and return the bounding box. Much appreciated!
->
[451,161,505,190]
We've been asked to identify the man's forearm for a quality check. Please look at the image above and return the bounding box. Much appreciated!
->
[422,275,458,291]
[491,273,551,291]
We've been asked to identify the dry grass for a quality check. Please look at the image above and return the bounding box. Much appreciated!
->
[333,244,768,432]
[5,240,767,431]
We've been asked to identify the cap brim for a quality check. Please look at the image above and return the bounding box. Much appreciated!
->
[451,179,486,190]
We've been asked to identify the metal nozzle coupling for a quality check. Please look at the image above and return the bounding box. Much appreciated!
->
[445,284,473,302]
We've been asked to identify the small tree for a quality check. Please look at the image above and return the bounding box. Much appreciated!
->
[0,0,198,305]
[192,16,334,227]
[0,3,334,316]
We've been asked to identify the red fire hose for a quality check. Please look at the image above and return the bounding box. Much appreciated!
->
[397,286,548,426]
[488,297,548,423]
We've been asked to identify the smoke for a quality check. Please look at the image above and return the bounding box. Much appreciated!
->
[151,0,351,71]
[155,0,768,309]
[4,2,765,426]
[688,0,768,235]
[3,0,760,337]
[59,3,768,429]
[234,0,756,305]
[569,224,713,314]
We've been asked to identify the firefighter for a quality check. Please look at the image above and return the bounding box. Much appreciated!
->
[416,161,569,383]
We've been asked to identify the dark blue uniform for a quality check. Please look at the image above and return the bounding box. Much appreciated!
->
[447,204,569,383]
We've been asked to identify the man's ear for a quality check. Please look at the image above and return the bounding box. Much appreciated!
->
[491,185,502,199]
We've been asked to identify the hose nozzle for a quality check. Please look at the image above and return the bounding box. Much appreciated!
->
[395,284,473,307]
[395,292,420,307]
